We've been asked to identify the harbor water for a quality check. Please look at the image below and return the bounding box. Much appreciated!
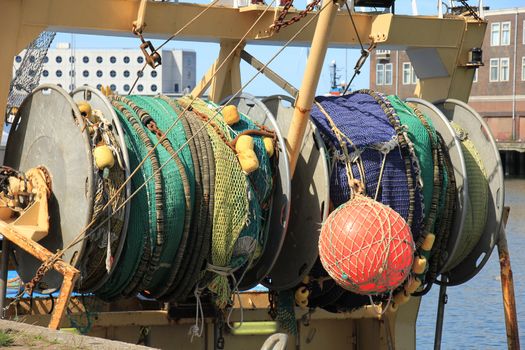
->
[417,179,525,349]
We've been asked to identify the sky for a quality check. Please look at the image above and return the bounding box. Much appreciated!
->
[47,0,522,96]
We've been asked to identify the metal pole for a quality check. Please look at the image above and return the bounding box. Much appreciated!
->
[0,238,10,317]
[498,207,520,350]
[286,0,341,175]
[434,276,448,350]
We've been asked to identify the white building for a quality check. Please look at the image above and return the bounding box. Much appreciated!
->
[13,44,196,95]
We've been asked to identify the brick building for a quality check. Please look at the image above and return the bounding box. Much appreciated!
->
[370,7,525,144]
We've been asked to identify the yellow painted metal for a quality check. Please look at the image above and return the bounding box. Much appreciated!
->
[287,0,341,175]
[230,321,278,335]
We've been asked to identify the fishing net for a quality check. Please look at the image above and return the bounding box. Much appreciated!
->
[127,96,195,297]
[8,31,55,109]
[77,108,127,292]
[310,90,422,239]
[319,191,415,295]
[153,96,215,301]
[446,122,488,269]
[388,96,432,219]
[178,97,250,308]
[96,98,154,300]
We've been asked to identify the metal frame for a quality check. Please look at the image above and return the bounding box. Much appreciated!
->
[434,98,505,285]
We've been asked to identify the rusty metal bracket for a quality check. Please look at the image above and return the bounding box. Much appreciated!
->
[139,39,162,69]
[0,167,79,330]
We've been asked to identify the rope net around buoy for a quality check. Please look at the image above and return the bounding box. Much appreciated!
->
[319,192,414,295]
[304,90,466,313]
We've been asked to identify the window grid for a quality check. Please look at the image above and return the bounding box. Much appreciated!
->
[491,23,500,46]
[500,58,509,81]
[489,58,499,82]
[376,64,384,85]
[402,63,411,85]
[522,57,525,81]
[384,63,392,85]
[501,22,511,46]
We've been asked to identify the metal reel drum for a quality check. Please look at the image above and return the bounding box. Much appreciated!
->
[5,84,94,291]
[71,86,131,290]
[220,93,291,290]
[434,99,504,285]
[262,95,330,291]
[405,98,468,275]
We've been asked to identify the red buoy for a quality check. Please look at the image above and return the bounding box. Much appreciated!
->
[319,195,415,295]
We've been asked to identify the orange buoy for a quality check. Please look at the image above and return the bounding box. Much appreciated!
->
[319,195,415,295]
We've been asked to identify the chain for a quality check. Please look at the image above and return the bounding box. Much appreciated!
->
[268,290,277,319]
[1,251,61,317]
[270,0,321,33]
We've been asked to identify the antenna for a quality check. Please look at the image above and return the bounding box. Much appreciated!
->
[411,0,418,15]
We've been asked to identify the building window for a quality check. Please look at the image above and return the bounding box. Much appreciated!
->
[96,70,103,77]
[522,57,525,81]
[491,23,500,46]
[43,56,49,64]
[69,56,75,63]
[83,56,89,64]
[151,84,158,92]
[489,58,499,82]
[523,21,525,44]
[43,70,49,77]
[473,68,478,83]
[82,70,89,77]
[500,58,509,81]
[174,83,179,93]
[384,63,392,85]
[96,56,103,63]
[69,70,75,77]
[57,84,62,88]
[402,63,411,85]
[151,70,157,78]
[56,56,62,63]
[56,70,63,77]
[69,84,75,91]
[137,71,143,78]
[137,84,144,92]
[110,56,116,64]
[15,56,22,63]
[124,70,130,78]
[501,22,511,46]
[137,56,144,64]
[96,84,102,90]
[376,64,384,85]
[110,70,116,78]
[29,55,35,63]
[124,56,130,64]
[124,84,130,92]
[110,84,116,91]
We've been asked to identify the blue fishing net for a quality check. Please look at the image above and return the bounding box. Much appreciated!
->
[311,90,423,240]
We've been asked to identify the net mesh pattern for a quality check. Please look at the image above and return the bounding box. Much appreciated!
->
[8,32,56,109]
[310,91,421,238]
[447,122,488,269]
[178,97,249,308]
[319,195,414,294]
[127,96,195,296]
[96,99,154,300]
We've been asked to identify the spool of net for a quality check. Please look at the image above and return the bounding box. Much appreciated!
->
[319,190,415,295]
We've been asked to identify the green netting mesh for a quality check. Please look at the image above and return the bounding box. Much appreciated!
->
[447,122,489,269]
[388,96,433,219]
[126,96,195,295]
[96,99,155,300]
[179,97,250,307]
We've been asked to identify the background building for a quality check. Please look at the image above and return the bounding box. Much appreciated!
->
[370,7,525,149]
[12,43,196,95]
